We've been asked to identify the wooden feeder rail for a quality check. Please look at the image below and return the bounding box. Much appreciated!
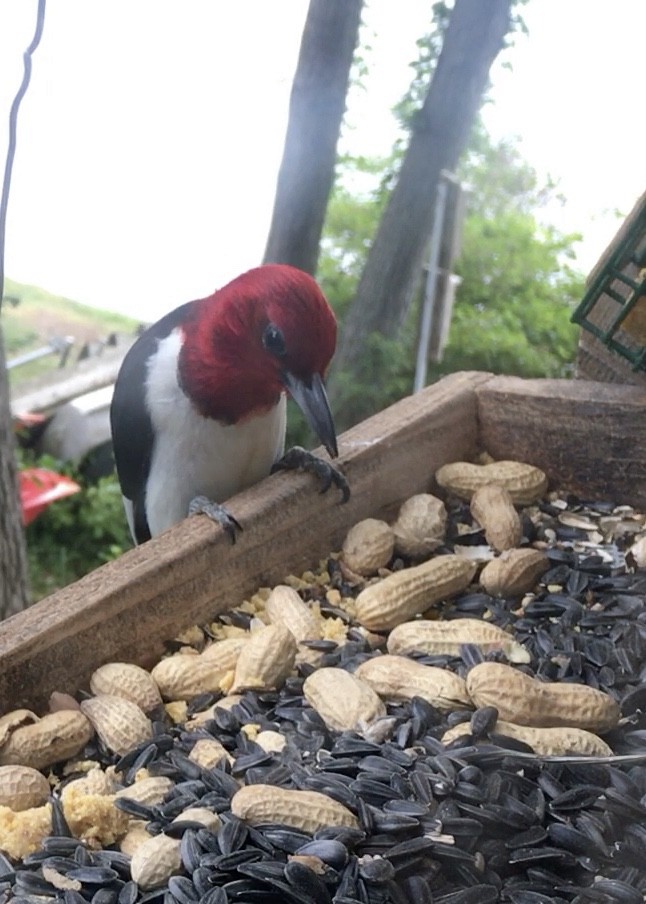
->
[1,372,645,714]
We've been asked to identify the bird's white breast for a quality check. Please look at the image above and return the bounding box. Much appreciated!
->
[143,329,286,537]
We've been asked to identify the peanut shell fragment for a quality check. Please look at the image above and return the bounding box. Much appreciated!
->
[0,710,94,771]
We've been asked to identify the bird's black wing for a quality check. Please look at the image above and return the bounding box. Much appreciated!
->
[110,302,194,543]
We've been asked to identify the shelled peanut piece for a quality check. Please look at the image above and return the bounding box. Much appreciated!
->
[1,453,645,904]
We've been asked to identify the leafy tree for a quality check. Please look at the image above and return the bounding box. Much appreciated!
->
[434,129,583,379]
[329,0,515,427]
[309,127,584,435]
[263,0,363,274]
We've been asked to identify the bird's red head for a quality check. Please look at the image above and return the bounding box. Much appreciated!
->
[178,264,339,452]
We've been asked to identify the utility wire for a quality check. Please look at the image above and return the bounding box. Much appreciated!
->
[0,0,47,314]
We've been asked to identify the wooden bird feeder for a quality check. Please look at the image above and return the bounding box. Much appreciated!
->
[574,190,646,382]
[1,372,645,714]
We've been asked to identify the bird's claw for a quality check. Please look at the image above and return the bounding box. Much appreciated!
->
[271,446,350,503]
[188,495,243,544]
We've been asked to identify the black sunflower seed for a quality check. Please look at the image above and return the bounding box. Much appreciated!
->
[64,892,90,904]
[399,874,433,904]
[260,828,312,854]
[42,837,85,855]
[118,881,139,904]
[370,810,420,834]
[313,825,365,848]
[213,849,266,871]
[66,867,119,884]
[201,769,240,798]
[164,820,212,838]
[0,855,13,883]
[167,876,199,904]
[503,891,563,904]
[507,846,577,867]
[469,706,498,740]
[357,856,395,884]
[113,798,156,820]
[90,890,118,904]
[138,889,167,904]
[383,799,428,817]
[217,817,248,855]
[547,822,603,857]
[181,830,203,873]
[441,816,483,838]
[504,826,548,849]
[295,839,348,870]
[198,889,228,904]
[191,867,214,898]
[385,836,436,864]
[14,872,56,895]
[284,860,333,904]
[548,784,604,812]
[593,879,643,904]
[435,885,499,904]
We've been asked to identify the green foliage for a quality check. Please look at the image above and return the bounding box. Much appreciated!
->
[3,277,139,390]
[317,124,584,425]
[19,451,131,601]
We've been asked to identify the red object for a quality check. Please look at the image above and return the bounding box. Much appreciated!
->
[19,467,81,526]
[13,412,46,431]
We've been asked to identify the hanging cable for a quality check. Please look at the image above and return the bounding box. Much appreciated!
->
[0,0,47,314]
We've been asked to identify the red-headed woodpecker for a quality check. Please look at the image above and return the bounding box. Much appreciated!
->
[110,264,348,544]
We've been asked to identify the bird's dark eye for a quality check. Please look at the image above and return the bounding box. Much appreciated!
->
[262,323,286,357]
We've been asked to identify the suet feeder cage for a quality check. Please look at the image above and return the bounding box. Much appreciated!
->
[572,192,646,371]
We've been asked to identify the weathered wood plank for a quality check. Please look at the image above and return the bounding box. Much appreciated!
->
[477,375,646,505]
[0,370,490,713]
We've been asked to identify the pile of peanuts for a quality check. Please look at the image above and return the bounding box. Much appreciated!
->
[0,455,640,872]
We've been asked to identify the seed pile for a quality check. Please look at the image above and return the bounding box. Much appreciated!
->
[3,457,646,904]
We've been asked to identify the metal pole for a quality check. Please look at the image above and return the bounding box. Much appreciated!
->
[414,177,449,393]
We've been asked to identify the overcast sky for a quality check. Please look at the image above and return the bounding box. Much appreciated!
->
[1,1,644,321]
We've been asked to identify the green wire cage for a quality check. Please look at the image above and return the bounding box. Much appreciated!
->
[572,192,646,372]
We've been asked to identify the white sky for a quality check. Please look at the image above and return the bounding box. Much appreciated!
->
[0,0,644,322]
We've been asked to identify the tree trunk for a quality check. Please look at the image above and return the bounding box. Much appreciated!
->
[0,327,30,619]
[330,0,512,424]
[263,0,363,275]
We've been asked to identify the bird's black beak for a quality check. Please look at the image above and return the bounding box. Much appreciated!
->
[282,371,339,458]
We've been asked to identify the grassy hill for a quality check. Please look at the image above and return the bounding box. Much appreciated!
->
[3,278,140,392]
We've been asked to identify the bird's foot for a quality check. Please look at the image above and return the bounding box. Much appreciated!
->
[271,446,350,502]
[188,495,242,544]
